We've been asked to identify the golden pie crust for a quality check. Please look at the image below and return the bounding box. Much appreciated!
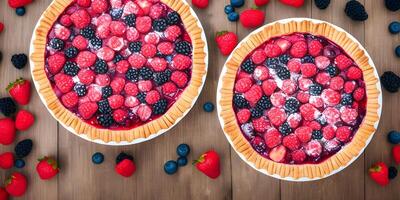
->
[217,19,381,180]
[30,0,207,144]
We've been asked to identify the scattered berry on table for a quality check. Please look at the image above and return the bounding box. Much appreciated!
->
[255,0,270,7]
[215,31,238,56]
[7,78,31,105]
[395,45,400,57]
[240,9,265,29]
[0,152,14,169]
[116,152,134,164]
[0,51,3,63]
[177,156,188,167]
[279,0,305,7]
[15,139,33,158]
[92,152,104,164]
[15,109,35,131]
[36,157,59,180]
[16,7,26,16]
[231,0,245,8]
[0,22,4,33]
[314,0,330,9]
[224,5,235,14]
[8,0,33,8]
[388,166,398,179]
[388,130,400,144]
[4,172,28,197]
[164,160,178,175]
[14,159,25,168]
[0,118,16,145]
[380,71,400,93]
[0,97,17,116]
[194,150,220,179]
[369,162,390,186]
[227,12,239,22]
[203,102,215,112]
[345,0,368,21]
[388,21,400,34]
[192,0,209,9]
[385,0,400,11]
[0,187,7,200]
[177,143,190,157]
[393,145,400,164]
[11,54,28,69]
[115,153,136,177]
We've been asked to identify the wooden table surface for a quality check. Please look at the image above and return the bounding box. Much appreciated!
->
[1,0,400,199]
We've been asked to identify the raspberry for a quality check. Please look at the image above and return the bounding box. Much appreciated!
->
[144,32,160,44]
[261,79,277,96]
[253,66,269,81]
[136,16,152,33]
[162,82,177,95]
[267,107,286,126]
[171,71,188,88]
[54,25,71,41]
[264,43,282,58]
[287,58,301,73]
[70,9,91,29]
[128,54,146,68]
[322,125,336,140]
[54,73,74,93]
[92,0,109,14]
[289,41,307,58]
[322,107,340,124]
[321,89,341,106]
[137,104,152,121]
[291,150,306,163]
[301,63,317,77]
[77,69,95,85]
[110,77,125,94]
[305,140,322,157]
[61,92,78,108]
[97,47,115,62]
[145,90,160,105]
[124,96,140,108]
[60,15,72,27]
[78,102,98,119]
[344,81,357,93]
[294,126,312,143]
[157,42,174,55]
[141,43,157,58]
[340,107,358,124]
[47,53,66,74]
[300,103,320,121]
[275,38,291,53]
[110,21,126,36]
[329,76,344,91]
[308,40,323,56]
[235,78,253,93]
[335,54,352,70]
[264,128,282,148]
[353,87,365,101]
[108,95,124,109]
[172,54,192,70]
[309,96,324,108]
[244,85,262,105]
[346,66,363,80]
[270,92,286,107]
[72,35,88,50]
[138,80,153,92]
[113,109,128,123]
[123,1,144,16]
[282,134,300,150]
[106,36,124,51]
[251,117,268,133]
[96,13,112,26]
[126,27,140,41]
[149,4,165,19]
[76,51,96,68]
[297,91,310,103]
[116,60,130,73]
[124,82,139,96]
[164,25,181,41]
[305,120,321,130]
[77,0,91,7]
[251,49,267,64]
[95,74,111,86]
[236,109,251,124]
[298,78,313,91]
[315,72,331,85]
[87,86,102,102]
[281,79,297,95]
[287,113,301,128]
[336,126,352,142]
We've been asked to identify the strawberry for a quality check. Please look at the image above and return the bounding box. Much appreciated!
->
[172,55,191,70]
[240,9,265,29]
[78,102,98,119]
[8,0,32,8]
[264,43,282,58]
[392,145,400,164]
[36,157,59,180]
[70,9,91,29]
[192,0,209,9]
[269,145,287,163]
[113,109,128,123]
[0,22,4,33]
[264,128,282,148]
[369,162,389,186]
[255,0,270,6]
[215,31,238,56]
[0,152,14,169]
[0,118,16,145]
[15,110,35,131]
[346,66,363,80]
[7,78,31,105]
[279,0,304,7]
[0,187,8,200]
[47,53,66,75]
[54,73,74,93]
[335,54,352,70]
[236,109,251,124]
[194,150,220,179]
[171,71,188,88]
[5,172,27,197]
[290,41,307,58]
[115,159,136,177]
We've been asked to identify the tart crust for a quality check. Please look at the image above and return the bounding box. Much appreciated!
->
[30,0,207,144]
[217,19,381,180]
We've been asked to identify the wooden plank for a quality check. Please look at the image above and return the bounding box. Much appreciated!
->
[364,1,400,200]
[0,0,58,199]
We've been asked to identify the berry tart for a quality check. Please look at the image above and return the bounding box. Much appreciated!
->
[30,0,207,144]
[217,18,382,180]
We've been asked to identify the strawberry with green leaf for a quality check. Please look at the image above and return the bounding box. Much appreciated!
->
[193,150,220,179]
[7,78,31,105]
[36,157,59,180]
[369,162,389,186]
[5,172,27,197]
[215,31,238,56]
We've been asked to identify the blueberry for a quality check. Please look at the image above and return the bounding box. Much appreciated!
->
[176,143,190,157]
[395,45,400,57]
[14,159,25,168]
[224,5,235,14]
[388,130,400,144]
[227,12,239,22]
[164,160,178,175]
[203,102,214,112]
[230,0,245,8]
[177,156,188,167]
[389,21,400,34]
[16,7,26,16]
[92,152,104,164]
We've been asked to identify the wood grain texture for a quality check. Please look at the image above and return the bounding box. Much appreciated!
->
[0,0,399,199]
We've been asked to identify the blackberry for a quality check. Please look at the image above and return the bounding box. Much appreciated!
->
[116,152,134,164]
[154,70,171,86]
[256,96,272,110]
[0,97,16,116]
[341,94,353,105]
[98,99,112,114]
[326,65,339,77]
[315,0,330,9]
[152,18,168,32]
[251,137,266,153]
[250,107,263,118]
[241,59,255,73]
[64,47,78,58]
[312,130,323,140]
[0,51,3,63]
[49,38,64,50]
[309,84,323,96]
[175,41,192,56]
[94,59,108,74]
[153,99,168,115]
[124,14,136,27]
[11,54,28,69]
[345,0,368,21]
[137,92,146,103]
[276,66,291,80]
[279,54,291,64]
[102,86,113,99]
[279,122,292,136]
[389,166,398,179]
[128,41,142,53]
[113,54,124,63]
[110,8,123,20]
[301,55,315,63]
[167,11,181,25]
[386,0,400,11]
[284,98,300,113]
[64,61,80,76]
[74,84,87,97]
[80,26,95,39]
[265,58,280,69]
[139,67,153,80]
[381,71,400,93]
[97,114,114,128]
[89,37,102,49]
[233,94,250,109]
[14,139,33,158]
[126,68,139,82]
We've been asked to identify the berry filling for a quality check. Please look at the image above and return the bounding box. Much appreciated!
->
[233,32,367,164]
[44,0,193,130]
